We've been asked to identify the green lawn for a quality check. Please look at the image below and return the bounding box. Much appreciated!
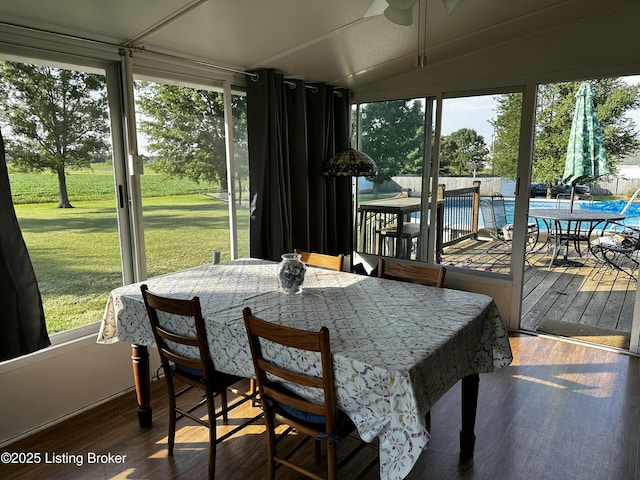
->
[8,162,209,203]
[10,166,248,334]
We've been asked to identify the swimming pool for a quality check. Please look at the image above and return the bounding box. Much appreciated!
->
[524,198,638,216]
[509,198,640,231]
[411,198,640,230]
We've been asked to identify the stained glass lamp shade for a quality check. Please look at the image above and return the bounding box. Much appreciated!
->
[322,148,378,177]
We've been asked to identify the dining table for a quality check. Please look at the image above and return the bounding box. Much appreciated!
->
[528,208,625,267]
[98,258,513,480]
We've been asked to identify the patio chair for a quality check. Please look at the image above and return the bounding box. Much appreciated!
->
[480,194,538,250]
[294,249,344,271]
[378,222,421,258]
[141,285,261,480]
[242,307,378,480]
[591,221,640,279]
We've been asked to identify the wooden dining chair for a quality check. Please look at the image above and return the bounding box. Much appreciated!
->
[295,249,344,271]
[377,257,446,288]
[242,307,378,480]
[140,285,261,480]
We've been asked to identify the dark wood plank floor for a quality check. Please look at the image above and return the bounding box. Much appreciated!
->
[2,332,639,480]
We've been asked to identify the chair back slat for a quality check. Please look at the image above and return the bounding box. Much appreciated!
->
[378,258,446,288]
[295,250,344,271]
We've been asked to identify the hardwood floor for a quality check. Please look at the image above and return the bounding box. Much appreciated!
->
[2,332,638,479]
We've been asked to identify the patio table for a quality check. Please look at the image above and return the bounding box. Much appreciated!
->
[529,208,624,267]
[98,258,512,480]
[358,196,421,258]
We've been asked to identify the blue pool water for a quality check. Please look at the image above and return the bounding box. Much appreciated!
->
[508,199,640,231]
[517,198,639,217]
[412,198,640,231]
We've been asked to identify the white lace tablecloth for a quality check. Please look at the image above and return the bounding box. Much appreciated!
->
[98,258,512,480]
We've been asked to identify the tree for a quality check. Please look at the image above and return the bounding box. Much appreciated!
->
[439,128,489,175]
[492,79,640,197]
[0,62,109,208]
[359,99,424,195]
[136,82,229,190]
[491,93,522,180]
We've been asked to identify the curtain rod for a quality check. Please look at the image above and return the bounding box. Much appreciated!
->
[136,46,256,80]
[279,78,346,96]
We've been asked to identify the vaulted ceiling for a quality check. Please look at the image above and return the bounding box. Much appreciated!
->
[0,0,638,92]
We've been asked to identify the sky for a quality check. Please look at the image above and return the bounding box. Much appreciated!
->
[440,75,640,144]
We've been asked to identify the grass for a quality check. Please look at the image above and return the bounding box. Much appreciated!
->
[10,166,248,334]
[8,162,209,204]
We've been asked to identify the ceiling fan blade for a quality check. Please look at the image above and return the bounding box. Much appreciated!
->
[442,0,464,14]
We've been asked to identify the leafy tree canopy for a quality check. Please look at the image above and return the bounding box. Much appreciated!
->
[491,93,522,180]
[439,128,489,175]
[359,99,424,193]
[137,82,234,189]
[492,79,640,196]
[0,61,109,207]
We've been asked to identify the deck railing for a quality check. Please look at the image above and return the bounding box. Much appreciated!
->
[356,180,480,260]
[436,180,481,256]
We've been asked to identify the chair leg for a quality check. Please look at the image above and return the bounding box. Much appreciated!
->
[601,248,639,280]
[326,439,338,480]
[166,379,177,456]
[250,379,260,407]
[220,389,229,422]
[264,414,277,480]
[206,393,217,480]
[314,439,321,464]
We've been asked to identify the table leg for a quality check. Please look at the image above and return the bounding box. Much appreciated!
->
[131,344,152,428]
[459,373,479,465]
[396,216,404,258]
[358,209,366,253]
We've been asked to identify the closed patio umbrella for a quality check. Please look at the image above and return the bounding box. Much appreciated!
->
[563,81,610,212]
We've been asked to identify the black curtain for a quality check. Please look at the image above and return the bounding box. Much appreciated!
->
[247,69,351,261]
[0,129,50,361]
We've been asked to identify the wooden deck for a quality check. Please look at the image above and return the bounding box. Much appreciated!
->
[441,236,637,338]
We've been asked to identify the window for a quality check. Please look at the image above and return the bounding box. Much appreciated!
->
[1,59,120,335]
[134,79,233,275]
[438,93,523,275]
[354,93,524,275]
[355,98,426,261]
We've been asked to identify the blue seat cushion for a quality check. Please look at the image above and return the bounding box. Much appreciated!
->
[268,398,326,425]
[174,364,202,378]
[264,386,354,441]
